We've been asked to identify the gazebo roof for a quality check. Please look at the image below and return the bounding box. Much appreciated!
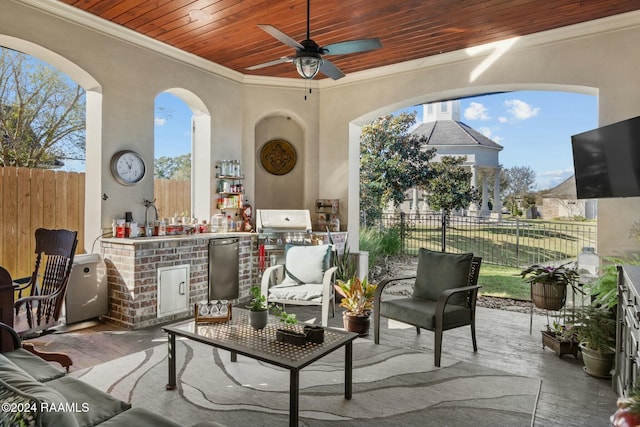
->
[411,120,503,150]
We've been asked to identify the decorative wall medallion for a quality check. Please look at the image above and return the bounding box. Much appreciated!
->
[260,139,297,175]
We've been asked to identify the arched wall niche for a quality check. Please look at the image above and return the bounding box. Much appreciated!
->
[254,112,306,210]
[0,34,102,251]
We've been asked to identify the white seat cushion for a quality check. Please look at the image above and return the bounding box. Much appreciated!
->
[268,282,324,302]
[281,244,330,285]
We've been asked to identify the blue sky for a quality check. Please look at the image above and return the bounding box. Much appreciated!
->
[399,91,598,190]
[65,90,598,191]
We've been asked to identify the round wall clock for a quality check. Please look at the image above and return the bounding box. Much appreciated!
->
[110,150,146,186]
[260,139,297,175]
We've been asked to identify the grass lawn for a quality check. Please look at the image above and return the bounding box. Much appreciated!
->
[477,263,530,301]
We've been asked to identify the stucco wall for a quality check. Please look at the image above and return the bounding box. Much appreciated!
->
[2,1,640,259]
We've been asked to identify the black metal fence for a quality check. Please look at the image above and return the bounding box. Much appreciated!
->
[369,212,597,268]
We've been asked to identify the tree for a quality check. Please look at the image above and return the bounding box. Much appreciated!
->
[422,156,479,217]
[154,153,191,180]
[360,112,436,223]
[0,48,85,168]
[504,166,536,215]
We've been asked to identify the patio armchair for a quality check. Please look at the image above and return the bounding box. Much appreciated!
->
[7,228,78,338]
[260,244,337,326]
[373,248,482,367]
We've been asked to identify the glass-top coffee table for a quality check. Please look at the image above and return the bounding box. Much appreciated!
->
[162,310,358,427]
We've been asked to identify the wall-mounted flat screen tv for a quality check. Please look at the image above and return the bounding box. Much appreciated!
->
[571,115,640,199]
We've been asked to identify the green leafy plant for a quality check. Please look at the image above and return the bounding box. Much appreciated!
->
[270,304,297,324]
[571,305,616,354]
[334,276,377,316]
[520,261,581,293]
[246,286,267,312]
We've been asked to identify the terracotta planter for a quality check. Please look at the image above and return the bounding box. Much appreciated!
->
[343,312,371,336]
[541,330,579,358]
[531,282,567,310]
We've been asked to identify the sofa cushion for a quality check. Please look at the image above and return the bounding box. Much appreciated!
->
[0,378,40,427]
[99,407,183,427]
[1,349,66,382]
[281,244,330,285]
[413,249,473,304]
[47,376,130,427]
[0,374,80,427]
[268,282,324,301]
[380,297,472,330]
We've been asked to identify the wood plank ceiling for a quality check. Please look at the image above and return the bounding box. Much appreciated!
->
[59,0,640,80]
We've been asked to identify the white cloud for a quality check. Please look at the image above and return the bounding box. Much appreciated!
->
[478,127,503,143]
[464,102,490,120]
[535,169,573,190]
[505,99,540,120]
[498,116,508,123]
[155,117,167,126]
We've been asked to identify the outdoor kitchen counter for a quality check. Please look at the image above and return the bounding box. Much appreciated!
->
[100,231,253,244]
[100,233,257,330]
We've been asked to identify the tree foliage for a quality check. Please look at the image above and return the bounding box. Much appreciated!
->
[504,166,536,215]
[360,112,436,222]
[422,156,479,216]
[0,48,85,168]
[154,153,191,180]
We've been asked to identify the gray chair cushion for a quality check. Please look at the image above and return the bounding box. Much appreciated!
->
[47,376,130,427]
[1,349,66,382]
[380,297,472,330]
[413,249,473,304]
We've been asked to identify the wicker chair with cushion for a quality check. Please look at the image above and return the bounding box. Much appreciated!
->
[260,244,337,327]
[373,248,482,367]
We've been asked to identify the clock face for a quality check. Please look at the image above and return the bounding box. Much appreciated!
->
[111,150,146,185]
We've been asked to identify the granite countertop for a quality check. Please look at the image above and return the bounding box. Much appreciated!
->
[101,232,256,244]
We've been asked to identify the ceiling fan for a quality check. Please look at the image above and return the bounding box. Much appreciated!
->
[246,0,382,80]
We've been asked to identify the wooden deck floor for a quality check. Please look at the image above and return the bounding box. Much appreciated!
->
[26,305,617,426]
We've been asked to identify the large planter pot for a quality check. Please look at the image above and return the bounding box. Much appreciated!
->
[579,342,615,378]
[343,312,371,336]
[531,282,567,310]
[248,310,268,330]
[541,330,579,358]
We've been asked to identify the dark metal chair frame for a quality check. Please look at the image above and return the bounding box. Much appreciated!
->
[373,255,482,367]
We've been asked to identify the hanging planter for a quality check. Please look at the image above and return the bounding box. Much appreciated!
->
[531,282,567,310]
[520,262,581,311]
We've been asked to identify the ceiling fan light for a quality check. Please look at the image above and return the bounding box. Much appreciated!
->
[294,56,323,79]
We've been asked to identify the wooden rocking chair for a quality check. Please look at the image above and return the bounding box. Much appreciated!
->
[8,228,78,338]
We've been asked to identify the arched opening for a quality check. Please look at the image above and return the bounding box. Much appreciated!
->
[349,86,598,249]
[153,89,211,224]
[0,34,101,255]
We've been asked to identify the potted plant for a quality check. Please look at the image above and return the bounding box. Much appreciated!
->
[572,304,617,378]
[520,262,581,311]
[246,286,268,329]
[334,276,377,336]
[541,320,579,358]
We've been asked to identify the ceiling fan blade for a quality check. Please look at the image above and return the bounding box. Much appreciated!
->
[257,24,303,49]
[319,59,345,80]
[246,57,293,70]
[322,38,382,55]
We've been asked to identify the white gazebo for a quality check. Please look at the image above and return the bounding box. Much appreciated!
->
[402,99,503,218]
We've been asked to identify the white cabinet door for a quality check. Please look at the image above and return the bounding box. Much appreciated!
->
[157,265,190,317]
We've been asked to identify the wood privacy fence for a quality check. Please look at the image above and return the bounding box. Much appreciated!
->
[0,167,190,279]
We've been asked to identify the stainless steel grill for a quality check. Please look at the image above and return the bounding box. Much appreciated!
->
[256,209,312,234]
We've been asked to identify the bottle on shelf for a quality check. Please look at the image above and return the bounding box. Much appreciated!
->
[228,215,234,232]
